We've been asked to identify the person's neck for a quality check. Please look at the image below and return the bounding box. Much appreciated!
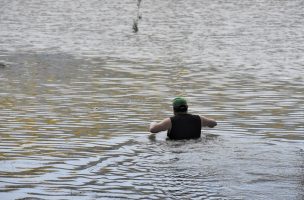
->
[174,111,187,115]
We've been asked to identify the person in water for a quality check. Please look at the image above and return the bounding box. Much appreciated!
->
[149,97,217,140]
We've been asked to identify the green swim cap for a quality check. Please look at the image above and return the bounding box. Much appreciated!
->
[172,97,187,108]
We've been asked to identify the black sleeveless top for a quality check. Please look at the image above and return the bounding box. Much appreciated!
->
[167,113,202,140]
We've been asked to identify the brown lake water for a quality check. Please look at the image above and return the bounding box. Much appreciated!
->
[0,0,303,199]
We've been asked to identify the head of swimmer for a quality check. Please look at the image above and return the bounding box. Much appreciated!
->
[172,97,188,115]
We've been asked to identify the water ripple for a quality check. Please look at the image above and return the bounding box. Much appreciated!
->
[1,0,304,199]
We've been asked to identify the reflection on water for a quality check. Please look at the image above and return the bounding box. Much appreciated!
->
[0,0,304,199]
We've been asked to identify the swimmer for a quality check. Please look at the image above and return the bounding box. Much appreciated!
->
[149,97,217,140]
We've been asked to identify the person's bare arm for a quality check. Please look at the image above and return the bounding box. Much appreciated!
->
[149,118,171,133]
[200,116,217,128]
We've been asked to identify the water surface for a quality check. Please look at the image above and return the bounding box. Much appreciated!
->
[0,0,303,199]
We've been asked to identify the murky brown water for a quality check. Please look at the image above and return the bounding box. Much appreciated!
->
[0,0,304,199]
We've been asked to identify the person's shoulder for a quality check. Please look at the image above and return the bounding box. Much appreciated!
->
[168,116,174,120]
[194,114,202,121]
[160,118,172,125]
[184,113,201,121]
[164,117,172,122]
[188,113,200,118]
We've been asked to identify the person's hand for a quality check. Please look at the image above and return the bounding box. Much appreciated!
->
[208,121,217,128]
[149,122,157,130]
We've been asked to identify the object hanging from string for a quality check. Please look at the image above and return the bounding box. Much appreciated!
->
[133,0,142,33]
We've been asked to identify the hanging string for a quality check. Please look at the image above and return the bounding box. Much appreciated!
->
[133,0,142,33]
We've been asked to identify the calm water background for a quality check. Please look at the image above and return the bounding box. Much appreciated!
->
[0,0,303,199]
